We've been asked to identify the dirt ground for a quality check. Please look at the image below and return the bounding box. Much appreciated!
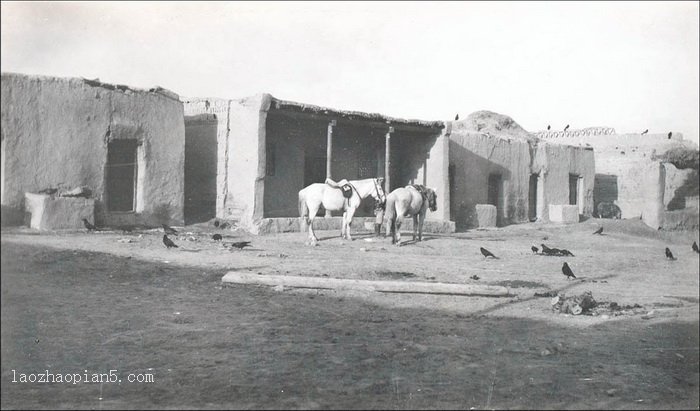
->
[1,218,698,409]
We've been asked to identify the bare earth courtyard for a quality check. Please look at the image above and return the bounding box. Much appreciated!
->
[1,219,698,409]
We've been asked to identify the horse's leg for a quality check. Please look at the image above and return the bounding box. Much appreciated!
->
[344,207,356,241]
[395,217,403,246]
[412,214,418,241]
[418,211,425,242]
[307,204,321,245]
[341,211,347,239]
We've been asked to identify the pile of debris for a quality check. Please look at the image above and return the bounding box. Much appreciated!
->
[551,291,597,315]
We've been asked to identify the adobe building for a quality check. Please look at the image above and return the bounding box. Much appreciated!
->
[534,127,699,230]
[1,72,185,228]
[182,94,453,233]
[449,111,595,230]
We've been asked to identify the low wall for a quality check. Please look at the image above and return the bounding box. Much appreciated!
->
[254,217,455,235]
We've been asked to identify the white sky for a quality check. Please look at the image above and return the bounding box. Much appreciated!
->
[2,1,698,144]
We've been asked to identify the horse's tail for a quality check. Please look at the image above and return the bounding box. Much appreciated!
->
[298,191,309,232]
[384,193,397,241]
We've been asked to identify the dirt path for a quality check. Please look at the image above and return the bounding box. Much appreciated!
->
[1,219,698,409]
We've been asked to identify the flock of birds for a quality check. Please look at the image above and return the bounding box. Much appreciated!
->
[83,218,698,279]
[81,218,252,251]
[477,226,699,281]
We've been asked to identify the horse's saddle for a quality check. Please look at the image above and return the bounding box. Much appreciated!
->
[326,178,354,199]
[411,184,428,198]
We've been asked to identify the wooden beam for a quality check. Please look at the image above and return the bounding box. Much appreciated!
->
[267,109,443,135]
[222,272,512,297]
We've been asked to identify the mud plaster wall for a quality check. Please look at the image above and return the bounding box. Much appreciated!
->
[183,95,270,226]
[1,73,185,226]
[449,132,531,228]
[449,132,594,229]
[543,132,699,218]
[531,142,595,218]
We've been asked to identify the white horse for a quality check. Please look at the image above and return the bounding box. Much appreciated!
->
[385,185,437,246]
[298,177,385,245]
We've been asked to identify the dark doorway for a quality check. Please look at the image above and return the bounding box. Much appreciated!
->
[106,140,138,212]
[528,173,538,222]
[488,173,502,207]
[184,115,218,224]
[569,174,580,205]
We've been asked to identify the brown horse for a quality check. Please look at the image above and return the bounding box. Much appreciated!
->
[384,185,437,245]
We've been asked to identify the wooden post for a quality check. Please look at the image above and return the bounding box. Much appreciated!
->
[385,126,393,192]
[325,120,336,218]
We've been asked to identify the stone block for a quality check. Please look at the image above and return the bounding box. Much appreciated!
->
[475,204,497,227]
[24,193,95,230]
[548,204,579,223]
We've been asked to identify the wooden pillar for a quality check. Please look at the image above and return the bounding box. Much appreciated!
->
[325,120,336,217]
[385,126,394,192]
[326,120,336,180]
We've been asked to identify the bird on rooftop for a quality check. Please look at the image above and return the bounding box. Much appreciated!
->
[480,247,498,259]
[562,262,576,280]
[668,132,673,139]
[163,234,178,249]
[162,224,177,235]
[470,275,480,280]
[641,129,648,135]
[692,241,699,254]
[593,227,603,235]
[531,245,539,254]
[455,114,459,121]
[229,241,252,250]
[212,234,223,241]
[547,125,551,130]
[564,124,570,131]
[665,247,675,260]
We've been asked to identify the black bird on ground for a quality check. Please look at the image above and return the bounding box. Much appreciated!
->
[562,262,576,280]
[641,129,648,135]
[162,224,177,235]
[593,227,603,235]
[560,249,575,257]
[82,218,96,232]
[480,247,498,259]
[531,245,539,254]
[213,220,220,228]
[564,124,570,131]
[455,114,459,121]
[693,241,699,253]
[540,244,553,255]
[665,247,675,260]
[229,241,252,250]
[212,234,223,241]
[470,275,480,280]
[668,132,673,139]
[163,234,178,249]
[219,222,230,229]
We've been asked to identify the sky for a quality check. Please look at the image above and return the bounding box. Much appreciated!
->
[1,1,698,145]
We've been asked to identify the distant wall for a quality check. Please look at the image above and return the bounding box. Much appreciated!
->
[1,72,185,227]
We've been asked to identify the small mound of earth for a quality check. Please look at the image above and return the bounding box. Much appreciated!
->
[375,271,416,280]
[454,110,537,142]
